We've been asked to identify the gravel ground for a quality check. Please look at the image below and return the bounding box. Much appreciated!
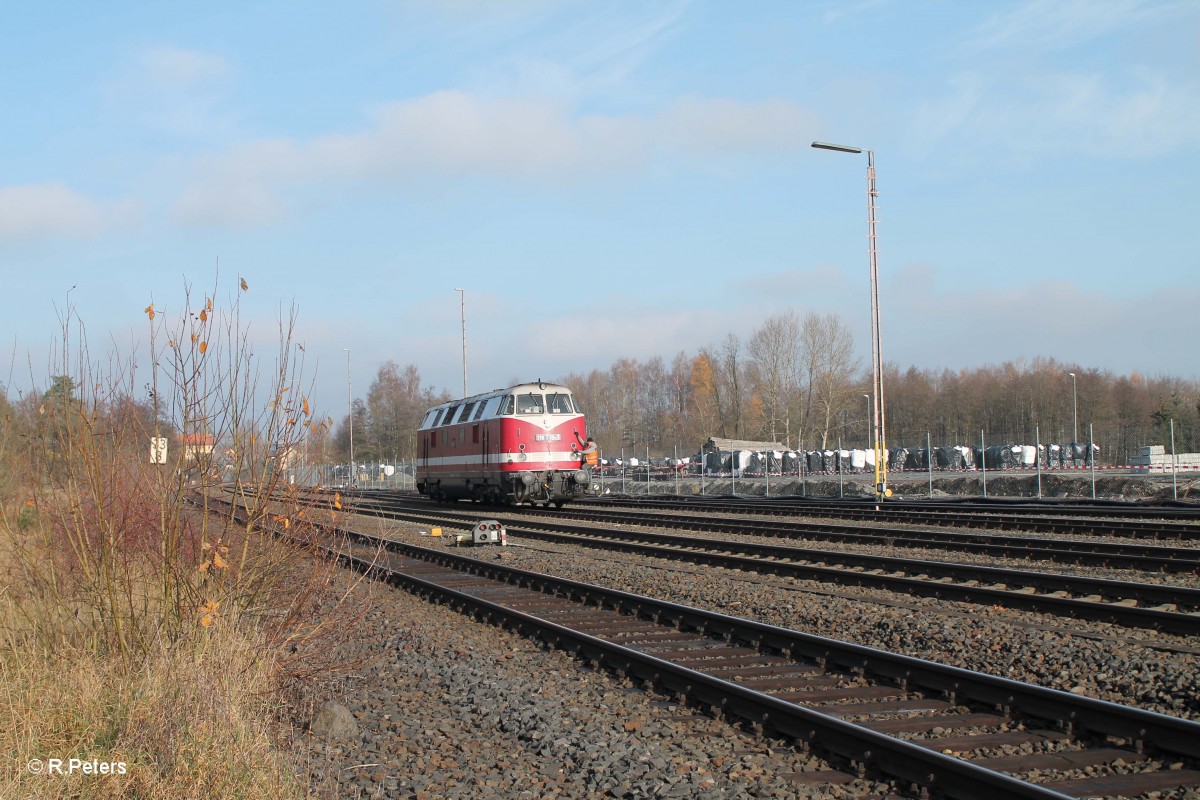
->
[284,504,1200,799]
[286,566,895,799]
[596,472,1199,502]
[496,504,1200,589]
[480,539,1200,720]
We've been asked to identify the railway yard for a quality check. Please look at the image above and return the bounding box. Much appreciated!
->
[235,488,1200,800]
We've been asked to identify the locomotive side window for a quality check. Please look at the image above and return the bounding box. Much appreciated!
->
[442,406,459,426]
[546,393,573,414]
[458,402,476,422]
[498,395,515,415]
[430,409,444,427]
[473,399,489,420]
[516,393,544,414]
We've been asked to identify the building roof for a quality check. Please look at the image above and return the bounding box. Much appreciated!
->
[702,437,787,452]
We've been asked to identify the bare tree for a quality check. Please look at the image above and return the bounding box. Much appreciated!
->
[801,312,858,449]
[748,312,800,445]
[720,334,746,438]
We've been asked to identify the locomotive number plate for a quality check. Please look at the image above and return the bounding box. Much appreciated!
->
[535,434,561,442]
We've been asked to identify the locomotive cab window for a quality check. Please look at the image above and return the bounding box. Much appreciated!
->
[498,395,515,415]
[546,393,574,414]
[516,394,544,414]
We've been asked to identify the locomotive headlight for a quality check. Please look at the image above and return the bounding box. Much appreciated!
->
[518,453,528,462]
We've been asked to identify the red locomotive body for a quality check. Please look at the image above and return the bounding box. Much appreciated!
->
[415,381,596,506]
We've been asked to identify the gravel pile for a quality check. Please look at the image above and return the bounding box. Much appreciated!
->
[286,507,1199,798]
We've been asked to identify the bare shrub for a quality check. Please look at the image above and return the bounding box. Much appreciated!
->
[1,275,366,796]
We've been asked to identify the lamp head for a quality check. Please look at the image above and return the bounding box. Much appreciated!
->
[812,141,864,154]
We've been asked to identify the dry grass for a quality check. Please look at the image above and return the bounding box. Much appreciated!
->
[0,279,368,798]
[0,517,304,800]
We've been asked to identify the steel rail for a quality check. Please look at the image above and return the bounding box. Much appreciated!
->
[311,497,1200,634]
[207,492,1200,797]
[330,543,1081,799]
[583,494,1200,540]
[342,538,1200,759]
[348,531,1200,784]
[520,505,1200,572]
[346,493,1200,572]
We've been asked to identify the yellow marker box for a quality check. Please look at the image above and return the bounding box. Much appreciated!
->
[430,527,442,537]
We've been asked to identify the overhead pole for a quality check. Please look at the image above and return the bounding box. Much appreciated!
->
[455,288,468,398]
[813,141,889,502]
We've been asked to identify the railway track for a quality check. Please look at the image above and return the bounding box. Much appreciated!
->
[582,494,1200,541]
[212,492,1200,799]
[306,493,1200,636]
[522,504,1200,573]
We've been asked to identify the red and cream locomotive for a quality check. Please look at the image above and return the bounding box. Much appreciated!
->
[415,381,597,506]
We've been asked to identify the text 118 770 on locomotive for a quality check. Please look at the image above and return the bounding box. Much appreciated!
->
[415,381,597,507]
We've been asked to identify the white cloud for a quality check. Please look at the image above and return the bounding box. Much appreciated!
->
[0,183,136,244]
[964,0,1165,52]
[104,45,235,139]
[136,45,231,90]
[884,264,1200,378]
[174,91,818,227]
[908,67,1200,161]
[738,266,857,309]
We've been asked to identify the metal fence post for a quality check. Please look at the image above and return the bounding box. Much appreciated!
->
[1171,419,1178,500]
[1035,425,1042,499]
[1090,422,1096,500]
[927,431,932,499]
[837,436,844,498]
[981,429,987,498]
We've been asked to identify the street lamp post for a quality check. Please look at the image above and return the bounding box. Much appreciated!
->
[813,140,889,501]
[1068,372,1078,443]
[344,348,354,487]
[455,288,467,398]
[863,392,871,444]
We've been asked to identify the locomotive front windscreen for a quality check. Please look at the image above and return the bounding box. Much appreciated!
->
[546,393,575,414]
[516,394,545,414]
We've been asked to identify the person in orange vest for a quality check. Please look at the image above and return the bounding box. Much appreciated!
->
[574,430,599,469]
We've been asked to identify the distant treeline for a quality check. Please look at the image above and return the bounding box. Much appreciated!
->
[313,315,1197,468]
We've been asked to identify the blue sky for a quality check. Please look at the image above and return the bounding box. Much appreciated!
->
[3,0,1197,420]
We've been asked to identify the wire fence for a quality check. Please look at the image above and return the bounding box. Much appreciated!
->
[285,418,1198,500]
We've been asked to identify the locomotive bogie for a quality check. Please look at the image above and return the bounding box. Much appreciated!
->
[415,381,595,506]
